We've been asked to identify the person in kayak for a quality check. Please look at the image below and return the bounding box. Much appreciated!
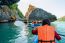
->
[31,21,40,28]
[32,19,61,43]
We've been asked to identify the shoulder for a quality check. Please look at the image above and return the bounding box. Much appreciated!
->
[49,26,55,30]
[49,26,55,28]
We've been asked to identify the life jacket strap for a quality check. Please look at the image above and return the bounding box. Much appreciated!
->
[38,40,55,43]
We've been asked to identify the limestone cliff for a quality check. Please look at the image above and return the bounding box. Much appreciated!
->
[25,5,36,20]
[0,0,24,22]
[0,5,17,22]
[25,5,57,22]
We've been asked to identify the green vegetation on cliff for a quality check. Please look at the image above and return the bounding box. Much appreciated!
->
[8,4,18,9]
[9,4,24,18]
[17,9,24,18]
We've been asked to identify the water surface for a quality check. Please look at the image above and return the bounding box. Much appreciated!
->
[0,21,65,43]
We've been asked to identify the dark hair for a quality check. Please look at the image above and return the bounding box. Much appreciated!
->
[42,19,50,26]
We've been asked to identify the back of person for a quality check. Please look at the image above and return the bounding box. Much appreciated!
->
[37,25,55,43]
[32,19,61,43]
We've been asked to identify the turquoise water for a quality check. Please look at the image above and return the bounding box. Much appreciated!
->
[0,23,19,43]
[51,21,65,43]
[0,21,65,43]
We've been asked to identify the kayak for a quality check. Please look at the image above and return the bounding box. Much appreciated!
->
[31,23,41,28]
[33,35,38,43]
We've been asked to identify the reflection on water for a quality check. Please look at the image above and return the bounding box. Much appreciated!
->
[0,21,31,43]
[14,21,29,43]
[0,21,65,43]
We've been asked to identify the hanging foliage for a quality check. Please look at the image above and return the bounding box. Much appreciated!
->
[0,0,20,5]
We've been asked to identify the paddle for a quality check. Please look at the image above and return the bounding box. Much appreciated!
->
[59,34,65,37]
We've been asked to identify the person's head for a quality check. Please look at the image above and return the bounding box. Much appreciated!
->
[42,19,50,26]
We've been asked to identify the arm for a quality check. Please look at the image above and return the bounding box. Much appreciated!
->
[32,28,38,35]
[55,31,61,40]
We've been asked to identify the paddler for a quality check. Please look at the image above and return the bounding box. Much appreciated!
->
[32,19,61,43]
[31,21,40,28]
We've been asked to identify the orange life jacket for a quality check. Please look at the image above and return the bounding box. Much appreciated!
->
[37,25,55,43]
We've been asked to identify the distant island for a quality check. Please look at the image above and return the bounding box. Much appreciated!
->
[57,16,65,21]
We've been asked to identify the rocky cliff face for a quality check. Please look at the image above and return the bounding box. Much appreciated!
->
[25,5,36,20]
[0,5,17,21]
[0,0,24,22]
[29,8,57,22]
[25,5,57,22]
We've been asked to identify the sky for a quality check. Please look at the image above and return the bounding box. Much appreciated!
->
[18,0,65,19]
